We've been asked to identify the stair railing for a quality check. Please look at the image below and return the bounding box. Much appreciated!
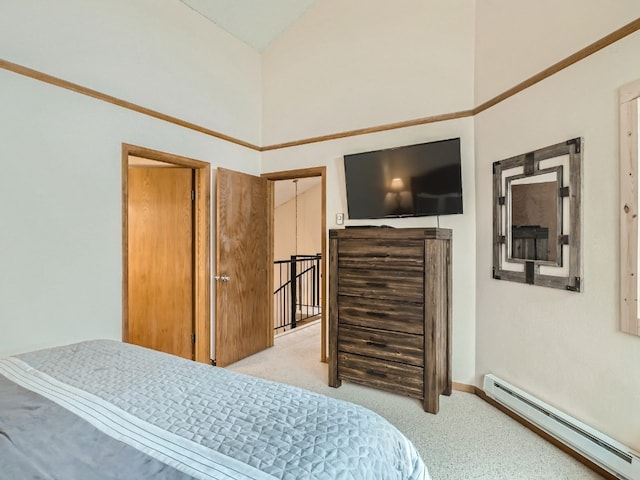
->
[273,254,322,333]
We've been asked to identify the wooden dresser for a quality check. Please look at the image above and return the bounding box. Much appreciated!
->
[328,227,452,414]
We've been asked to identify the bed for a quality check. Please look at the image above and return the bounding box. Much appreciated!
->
[0,340,430,479]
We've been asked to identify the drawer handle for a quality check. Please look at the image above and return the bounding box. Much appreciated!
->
[365,341,387,349]
[366,311,389,319]
[367,370,387,379]
[366,282,386,288]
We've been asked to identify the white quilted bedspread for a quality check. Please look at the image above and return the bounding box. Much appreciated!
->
[15,340,429,480]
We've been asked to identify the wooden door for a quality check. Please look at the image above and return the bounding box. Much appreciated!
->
[215,168,272,366]
[128,166,194,359]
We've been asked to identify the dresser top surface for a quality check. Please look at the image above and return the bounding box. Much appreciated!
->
[329,227,452,240]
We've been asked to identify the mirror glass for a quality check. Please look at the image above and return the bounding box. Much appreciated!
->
[507,171,560,264]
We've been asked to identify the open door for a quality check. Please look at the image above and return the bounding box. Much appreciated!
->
[215,168,273,366]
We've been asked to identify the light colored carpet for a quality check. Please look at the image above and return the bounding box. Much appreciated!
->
[228,321,602,480]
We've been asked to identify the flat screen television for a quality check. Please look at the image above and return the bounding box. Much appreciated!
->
[343,137,463,219]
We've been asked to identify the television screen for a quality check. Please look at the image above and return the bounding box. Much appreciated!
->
[343,138,463,219]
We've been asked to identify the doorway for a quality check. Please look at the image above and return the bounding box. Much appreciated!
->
[262,167,327,362]
[121,144,211,363]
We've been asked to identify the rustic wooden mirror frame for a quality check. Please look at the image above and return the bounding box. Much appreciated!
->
[492,138,583,291]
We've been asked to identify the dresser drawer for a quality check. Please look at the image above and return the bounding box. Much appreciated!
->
[338,238,424,271]
[338,268,423,302]
[338,352,423,399]
[338,295,423,334]
[338,324,423,367]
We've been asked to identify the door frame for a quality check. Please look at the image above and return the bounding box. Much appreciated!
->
[262,167,327,362]
[122,143,211,363]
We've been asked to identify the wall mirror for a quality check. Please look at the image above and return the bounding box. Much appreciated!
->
[493,138,583,291]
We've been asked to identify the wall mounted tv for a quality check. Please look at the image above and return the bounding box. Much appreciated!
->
[343,137,463,219]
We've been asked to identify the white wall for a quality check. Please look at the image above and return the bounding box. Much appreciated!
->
[474,0,640,106]
[0,0,261,143]
[475,2,640,451]
[262,0,475,145]
[0,0,262,357]
[261,0,477,383]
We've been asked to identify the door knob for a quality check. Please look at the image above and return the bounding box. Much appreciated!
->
[214,275,230,282]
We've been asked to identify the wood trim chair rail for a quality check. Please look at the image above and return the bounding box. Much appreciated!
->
[1,17,638,152]
[0,58,259,151]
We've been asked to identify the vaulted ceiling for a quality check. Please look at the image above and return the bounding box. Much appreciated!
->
[180,0,320,52]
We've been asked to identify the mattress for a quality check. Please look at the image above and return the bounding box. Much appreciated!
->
[0,340,430,479]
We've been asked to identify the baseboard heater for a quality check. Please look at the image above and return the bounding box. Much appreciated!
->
[483,374,640,480]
